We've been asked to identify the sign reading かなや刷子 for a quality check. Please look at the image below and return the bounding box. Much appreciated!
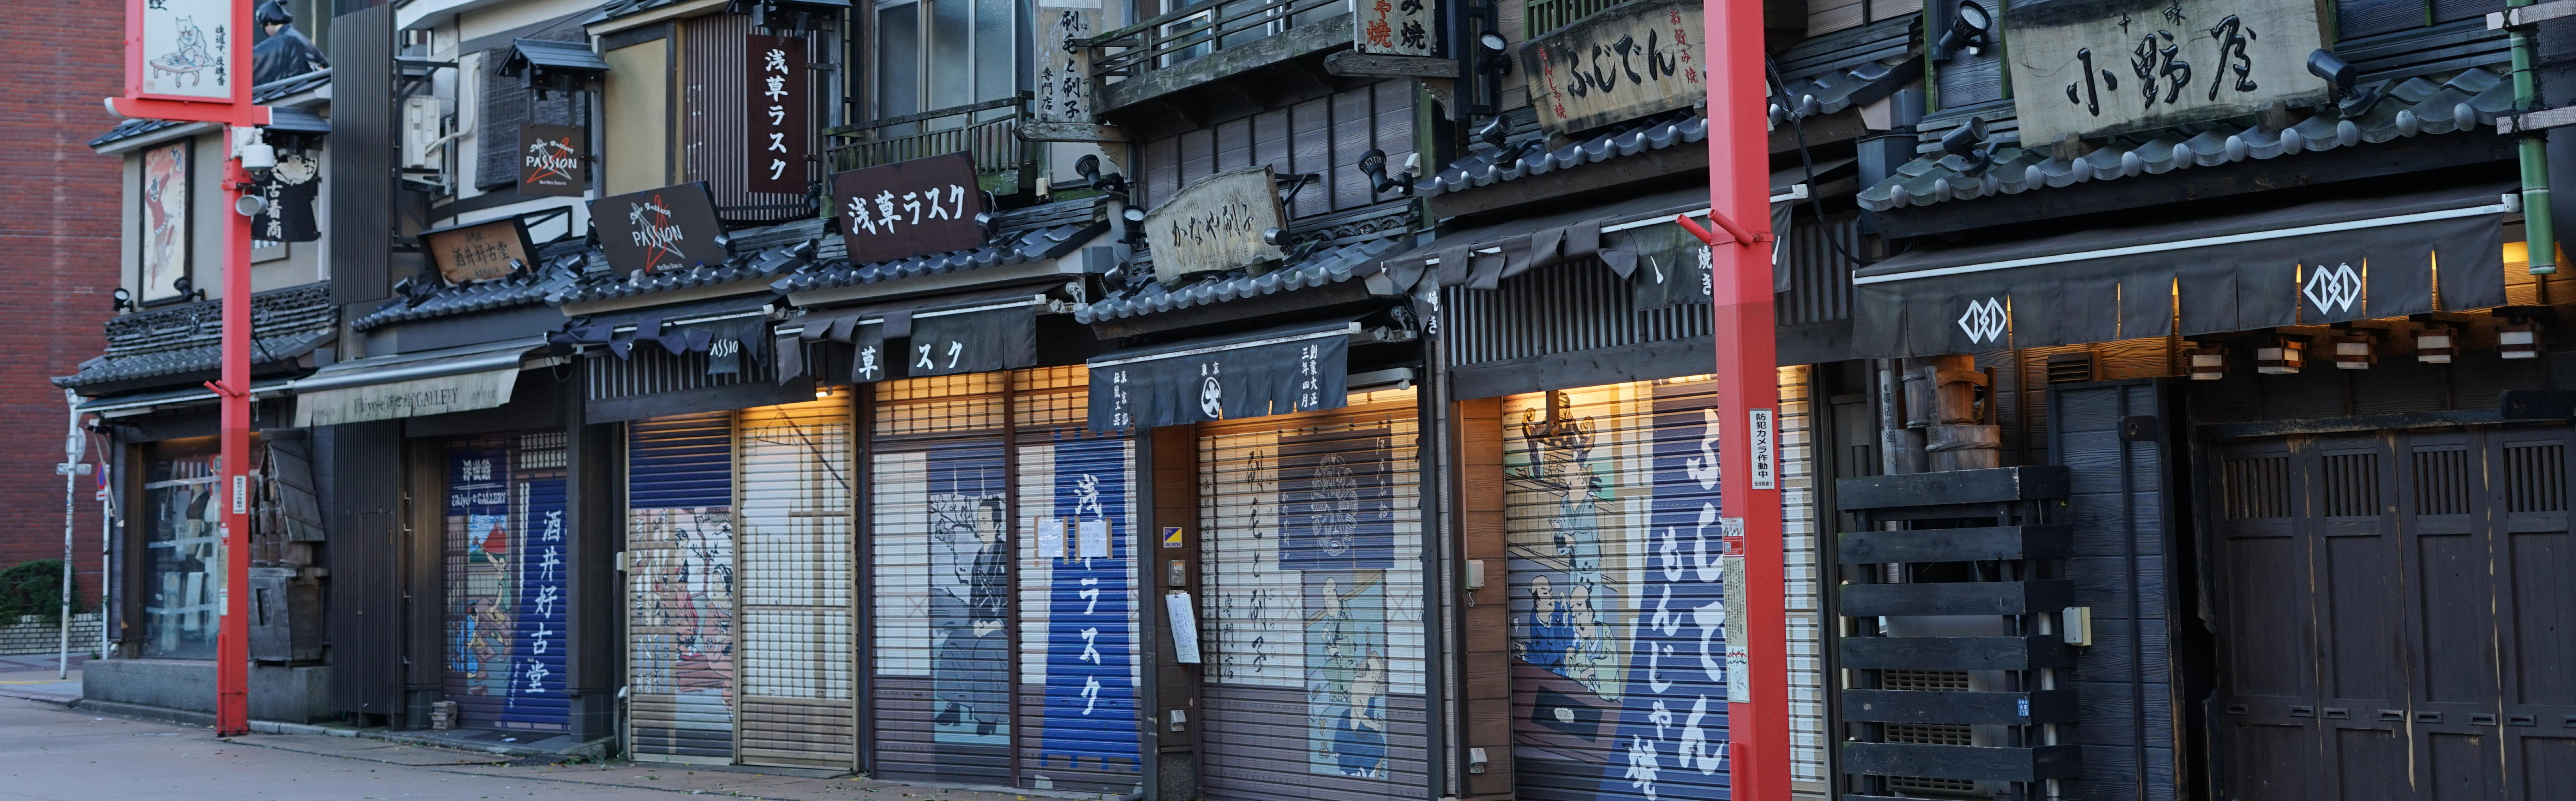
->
[1144,167,1286,286]
[2006,0,2328,146]
[1520,0,1705,135]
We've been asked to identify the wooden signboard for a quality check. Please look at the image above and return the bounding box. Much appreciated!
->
[1520,0,1706,135]
[1145,166,1286,286]
[1356,0,1437,57]
[832,152,987,265]
[1036,0,1100,123]
[2006,0,2329,146]
[519,124,587,197]
[746,34,809,194]
[593,182,730,274]
[423,217,536,285]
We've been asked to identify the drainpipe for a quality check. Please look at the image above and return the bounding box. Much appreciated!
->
[2513,0,2558,274]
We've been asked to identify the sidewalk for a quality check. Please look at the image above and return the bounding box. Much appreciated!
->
[0,653,85,706]
[2,695,1114,801]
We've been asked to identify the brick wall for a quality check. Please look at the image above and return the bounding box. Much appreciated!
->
[0,613,103,656]
[0,4,123,606]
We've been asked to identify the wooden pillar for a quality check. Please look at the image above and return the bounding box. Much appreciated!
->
[1454,398,1514,800]
[1922,355,2000,471]
[1145,424,1202,800]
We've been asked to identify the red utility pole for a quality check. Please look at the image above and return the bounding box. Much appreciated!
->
[113,0,270,737]
[1701,0,1791,798]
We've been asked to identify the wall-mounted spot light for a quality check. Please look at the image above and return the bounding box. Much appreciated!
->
[2187,345,2227,380]
[109,287,132,313]
[1072,154,1131,195]
[233,194,268,218]
[2414,325,2456,363]
[2257,337,2307,374]
[172,275,204,302]
[2329,331,2377,370]
[2307,48,2383,116]
[2500,321,2543,359]
[1936,1,1994,61]
[1358,149,1416,196]
[815,384,836,399]
[1940,117,1997,176]
[1476,32,1512,77]
[1121,206,1149,245]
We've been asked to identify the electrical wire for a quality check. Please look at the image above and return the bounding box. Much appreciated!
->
[1765,57,1873,270]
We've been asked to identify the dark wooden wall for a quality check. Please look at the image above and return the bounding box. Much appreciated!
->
[1147,424,1202,800]
[2048,380,2181,801]
[1134,79,1417,221]
[321,419,405,720]
[1452,398,1513,800]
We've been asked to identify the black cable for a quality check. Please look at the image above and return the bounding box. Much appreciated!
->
[1765,57,1873,271]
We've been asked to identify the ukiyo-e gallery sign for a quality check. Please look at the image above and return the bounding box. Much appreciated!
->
[1519,0,1705,135]
[423,217,535,284]
[833,152,986,265]
[134,0,233,100]
[519,124,587,197]
[1145,167,1287,285]
[2006,0,2329,146]
[746,34,808,194]
[593,183,730,273]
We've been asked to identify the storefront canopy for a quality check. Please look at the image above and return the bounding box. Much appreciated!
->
[777,287,1048,384]
[1085,317,1367,431]
[289,337,554,427]
[1850,183,2516,357]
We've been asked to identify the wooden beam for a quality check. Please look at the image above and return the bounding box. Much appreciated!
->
[1836,524,2074,563]
[1323,50,1461,78]
[1840,743,2084,782]
[1839,579,2076,617]
[1833,465,2071,510]
[1453,398,1514,798]
[1018,121,1129,142]
[1839,635,2077,670]
[1842,688,2078,725]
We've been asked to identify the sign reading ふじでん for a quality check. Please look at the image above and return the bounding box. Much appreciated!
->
[2006,0,2328,146]
[1145,167,1287,286]
[592,183,730,274]
[1519,0,1705,135]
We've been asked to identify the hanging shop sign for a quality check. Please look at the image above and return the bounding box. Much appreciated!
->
[1519,0,1705,135]
[251,152,320,243]
[423,217,537,284]
[1622,222,1713,310]
[1355,0,1436,56]
[519,124,587,197]
[134,0,235,101]
[594,182,730,274]
[832,152,986,265]
[1145,166,1287,286]
[1086,321,1352,430]
[1036,0,1099,123]
[746,34,808,194]
[903,305,1040,379]
[2006,0,2328,146]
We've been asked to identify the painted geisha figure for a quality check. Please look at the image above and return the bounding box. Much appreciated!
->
[930,493,1011,742]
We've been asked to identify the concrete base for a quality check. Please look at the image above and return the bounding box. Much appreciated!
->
[82,659,335,724]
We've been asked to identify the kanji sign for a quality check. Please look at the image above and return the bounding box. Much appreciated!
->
[592,183,730,274]
[1520,0,1704,135]
[136,0,234,101]
[831,152,986,265]
[1143,166,1286,286]
[747,34,809,195]
[1356,0,1436,57]
[2006,0,2328,146]
[519,124,587,197]
[423,217,535,285]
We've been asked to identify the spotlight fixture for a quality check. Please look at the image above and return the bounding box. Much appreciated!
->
[2499,322,2542,359]
[815,384,835,399]
[1358,149,1416,196]
[2307,48,2383,116]
[2257,337,2307,374]
[109,287,133,313]
[1935,1,1994,61]
[1476,32,1513,77]
[2187,345,2227,380]
[1940,116,1997,175]
[1120,205,1149,245]
[2413,325,2456,363]
[2329,332,2376,370]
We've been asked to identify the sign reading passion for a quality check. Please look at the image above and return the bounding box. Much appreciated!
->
[832,152,987,265]
[1145,166,1287,285]
[423,217,535,284]
[519,124,587,197]
[2005,0,2328,146]
[1519,0,1705,135]
[592,183,730,274]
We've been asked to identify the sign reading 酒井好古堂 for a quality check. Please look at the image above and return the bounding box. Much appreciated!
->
[832,152,987,265]
[519,124,587,197]
[423,217,535,285]
[746,34,809,195]
[2006,0,2328,147]
[1145,167,1286,286]
[1519,0,1705,135]
[593,183,730,274]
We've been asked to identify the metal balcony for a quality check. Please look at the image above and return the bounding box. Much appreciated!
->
[1085,0,1353,114]
[824,94,1037,195]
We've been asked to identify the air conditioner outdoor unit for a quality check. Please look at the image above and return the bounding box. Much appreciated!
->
[400,96,450,191]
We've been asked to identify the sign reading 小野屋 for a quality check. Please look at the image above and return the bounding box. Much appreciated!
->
[519,124,587,197]
[1145,166,1286,286]
[1519,0,1705,135]
[423,217,535,284]
[746,34,809,195]
[2005,0,2329,147]
[832,152,987,265]
[593,183,730,274]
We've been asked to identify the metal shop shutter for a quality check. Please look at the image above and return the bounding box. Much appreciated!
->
[735,398,856,769]
[627,413,738,763]
[871,373,1016,786]
[1196,391,1428,801]
[442,433,571,732]
[1498,378,1731,801]
[1010,367,1143,795]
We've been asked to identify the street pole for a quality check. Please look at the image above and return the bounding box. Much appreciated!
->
[60,390,83,681]
[1703,0,1790,798]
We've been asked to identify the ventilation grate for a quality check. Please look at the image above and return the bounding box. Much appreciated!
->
[2506,444,2567,513]
[2222,457,2292,519]
[2410,449,2472,516]
[1879,669,1971,692]
[2044,351,2096,384]
[2322,453,2382,517]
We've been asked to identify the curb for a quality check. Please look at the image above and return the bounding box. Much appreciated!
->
[0,688,80,707]
[56,699,605,762]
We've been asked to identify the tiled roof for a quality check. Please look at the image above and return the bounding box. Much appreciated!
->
[53,281,338,390]
[1858,68,2513,213]
[350,241,591,332]
[768,196,1108,295]
[1423,111,1709,197]
[556,217,842,304]
[1074,236,1410,324]
[91,70,333,148]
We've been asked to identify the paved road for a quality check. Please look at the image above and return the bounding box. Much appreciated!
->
[0,697,1076,801]
[0,654,84,705]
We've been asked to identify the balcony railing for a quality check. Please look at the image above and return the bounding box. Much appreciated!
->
[824,94,1035,193]
[1522,0,1633,38]
[1086,0,1351,84]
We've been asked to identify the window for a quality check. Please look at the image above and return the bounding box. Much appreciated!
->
[874,0,1020,121]
[2337,0,2504,40]
[139,438,221,660]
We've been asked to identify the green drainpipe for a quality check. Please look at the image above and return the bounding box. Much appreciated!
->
[2513,0,2558,274]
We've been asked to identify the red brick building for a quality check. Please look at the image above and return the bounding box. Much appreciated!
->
[0,3,123,607]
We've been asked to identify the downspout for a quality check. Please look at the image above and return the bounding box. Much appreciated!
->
[2514,0,2558,274]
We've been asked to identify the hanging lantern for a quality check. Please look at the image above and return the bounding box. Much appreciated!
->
[2187,346,2228,380]
[2414,325,2456,363]
[2257,338,2307,374]
[2499,322,2542,359]
[2329,333,2376,370]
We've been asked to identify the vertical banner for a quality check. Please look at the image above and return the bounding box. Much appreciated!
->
[510,476,570,725]
[1031,436,1141,786]
[1036,0,1099,123]
[140,142,192,304]
[746,34,808,194]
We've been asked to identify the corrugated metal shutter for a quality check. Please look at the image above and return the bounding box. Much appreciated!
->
[1196,391,1428,801]
[736,398,856,769]
[628,413,739,763]
[1777,365,1826,785]
[442,433,572,731]
[871,372,1016,785]
[1499,378,1730,801]
[1011,367,1143,795]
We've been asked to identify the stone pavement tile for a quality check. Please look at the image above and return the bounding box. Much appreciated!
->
[233,733,520,765]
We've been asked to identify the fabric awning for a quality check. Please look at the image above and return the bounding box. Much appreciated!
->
[1850,183,2516,358]
[290,337,550,426]
[1085,317,1362,431]
[778,290,1048,384]
[1382,182,1810,293]
[77,381,294,416]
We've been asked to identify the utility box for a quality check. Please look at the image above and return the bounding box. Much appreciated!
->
[248,568,324,662]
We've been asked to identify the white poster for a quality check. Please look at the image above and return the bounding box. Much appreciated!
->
[139,0,234,100]
[1038,517,1068,559]
[1077,519,1110,559]
[1165,591,1202,664]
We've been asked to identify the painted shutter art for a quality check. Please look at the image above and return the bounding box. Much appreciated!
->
[1012,367,1144,794]
[1195,392,1428,801]
[442,433,571,732]
[628,413,739,763]
[872,372,1016,786]
[736,398,857,769]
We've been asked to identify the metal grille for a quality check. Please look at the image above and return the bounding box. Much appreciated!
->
[2322,453,2382,518]
[586,346,776,401]
[1879,669,1971,692]
[2221,457,2292,520]
[735,398,856,769]
[1441,259,1712,368]
[2505,444,2566,512]
[2044,351,2096,385]
[2410,448,2473,516]
[441,435,573,732]
[1523,0,1633,36]
[1778,212,1858,327]
[627,413,739,763]
[517,432,567,469]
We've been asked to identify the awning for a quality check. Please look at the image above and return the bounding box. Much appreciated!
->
[77,381,294,417]
[1850,183,2516,358]
[1085,318,1362,431]
[555,297,775,362]
[780,289,1047,384]
[1382,182,1809,294]
[290,337,552,427]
